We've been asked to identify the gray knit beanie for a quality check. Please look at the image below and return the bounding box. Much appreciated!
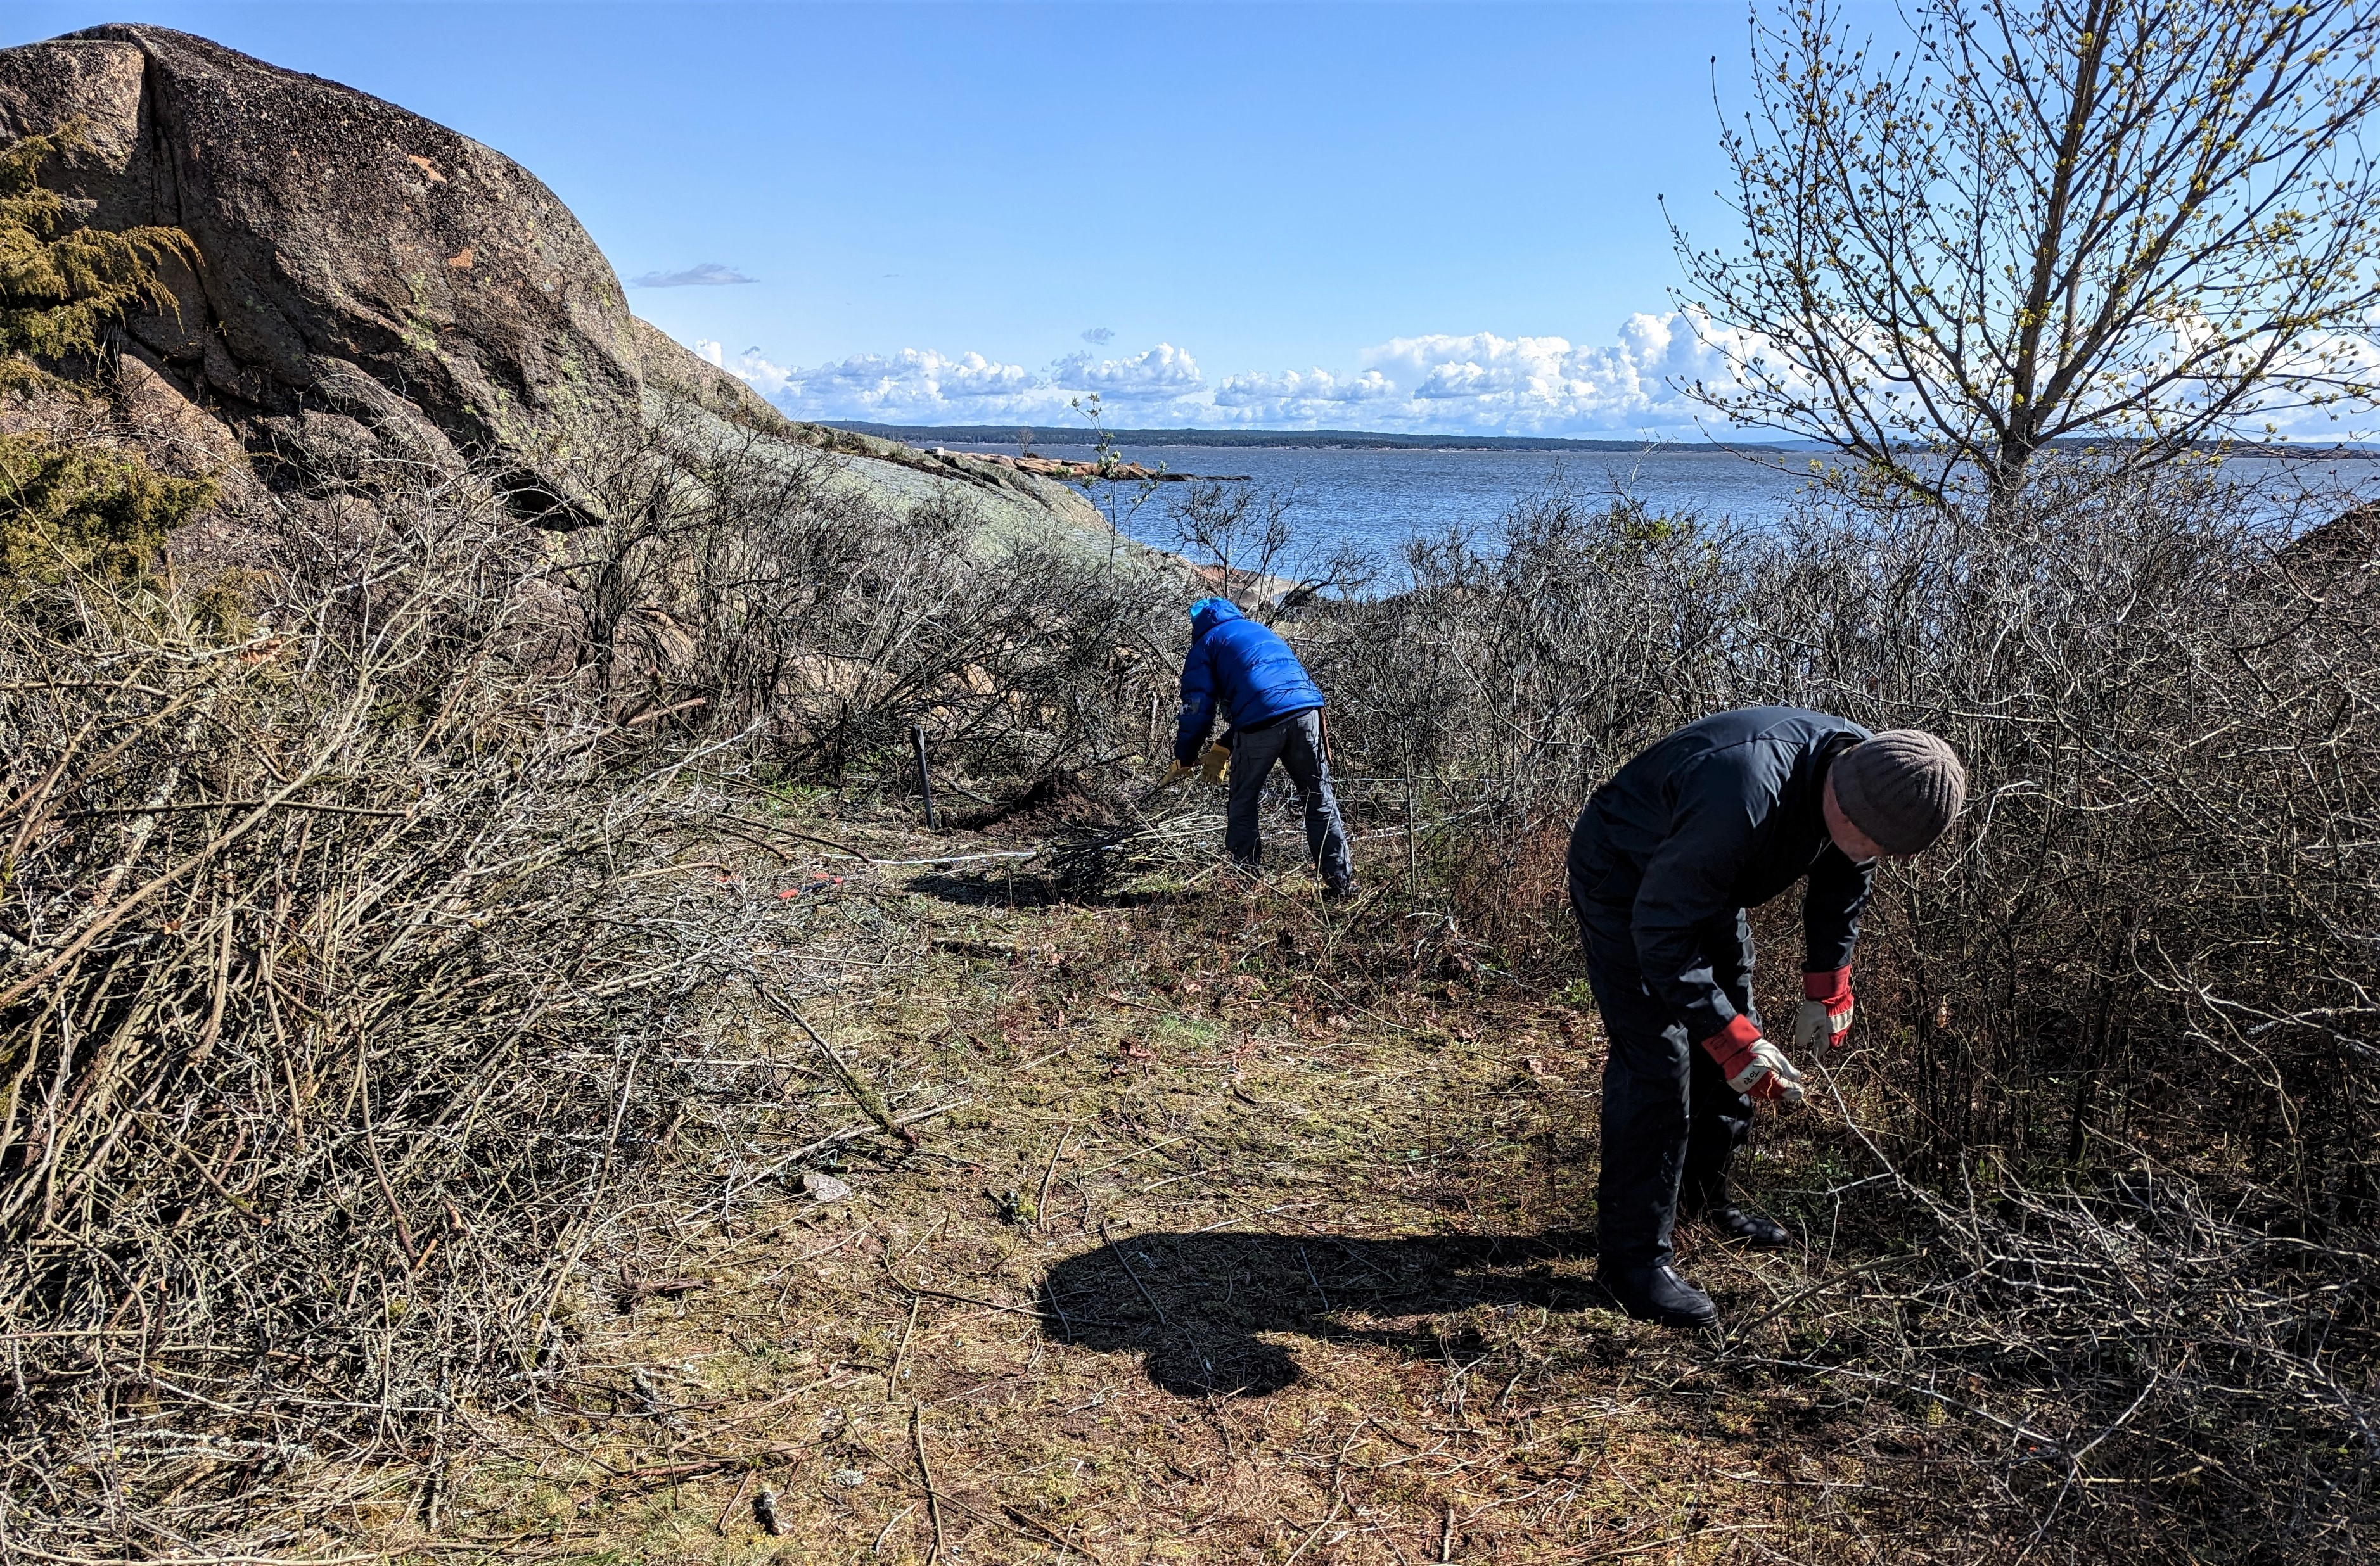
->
[1832,730,1966,855]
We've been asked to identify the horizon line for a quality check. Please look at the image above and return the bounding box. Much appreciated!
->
[823,422,2380,456]
[824,422,1807,452]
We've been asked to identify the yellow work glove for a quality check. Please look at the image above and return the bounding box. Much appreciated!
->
[1200,744,1232,786]
[1160,759,1194,787]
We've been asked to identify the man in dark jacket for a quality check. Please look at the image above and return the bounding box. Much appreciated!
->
[1569,708,1966,1328]
[1172,597,1355,896]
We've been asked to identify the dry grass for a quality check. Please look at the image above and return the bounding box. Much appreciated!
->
[336,788,2188,1566]
[9,416,2369,1561]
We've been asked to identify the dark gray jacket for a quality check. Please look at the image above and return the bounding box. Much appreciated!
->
[1568,706,1874,1045]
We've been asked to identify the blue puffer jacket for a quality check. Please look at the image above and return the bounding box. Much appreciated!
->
[1174,600,1326,763]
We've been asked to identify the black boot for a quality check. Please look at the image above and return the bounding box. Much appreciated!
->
[1693,1204,1791,1248]
[1597,1263,1719,1328]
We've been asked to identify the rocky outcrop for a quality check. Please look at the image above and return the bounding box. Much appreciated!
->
[0,24,648,512]
[2279,501,2380,601]
[629,320,774,426]
[0,23,1120,544]
[926,449,1221,483]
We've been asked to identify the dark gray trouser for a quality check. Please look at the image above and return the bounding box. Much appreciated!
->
[1225,708,1353,892]
[1572,890,1756,1273]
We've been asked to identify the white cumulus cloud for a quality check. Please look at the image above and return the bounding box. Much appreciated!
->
[701,340,1217,424]
[1215,367,1397,408]
[700,341,1046,419]
[693,314,1777,435]
[1051,342,1203,393]
[690,310,2380,440]
[1362,317,1744,431]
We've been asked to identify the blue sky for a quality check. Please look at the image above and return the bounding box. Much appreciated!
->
[9,2,1793,434]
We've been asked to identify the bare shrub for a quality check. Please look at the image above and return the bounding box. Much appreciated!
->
[0,461,852,1553]
[10,364,2369,1555]
[1734,469,2380,1211]
[1165,478,1374,613]
[1306,487,1756,924]
[1736,1116,2380,1553]
[535,398,1189,792]
[1319,489,1750,791]
[1302,462,2380,1545]
[1166,478,1302,609]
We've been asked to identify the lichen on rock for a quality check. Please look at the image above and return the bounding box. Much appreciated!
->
[0,22,1121,551]
[0,24,641,515]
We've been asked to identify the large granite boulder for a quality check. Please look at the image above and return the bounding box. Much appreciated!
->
[0,23,643,512]
[0,23,1117,546]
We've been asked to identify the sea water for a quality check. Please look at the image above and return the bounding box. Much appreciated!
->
[930,438,2380,573]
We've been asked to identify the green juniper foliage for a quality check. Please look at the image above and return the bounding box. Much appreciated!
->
[0,123,198,372]
[0,434,214,587]
[0,123,214,589]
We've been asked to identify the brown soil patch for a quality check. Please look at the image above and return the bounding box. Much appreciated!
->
[376,806,2063,1563]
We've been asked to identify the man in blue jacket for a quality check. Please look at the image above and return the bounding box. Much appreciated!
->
[1171,597,1355,896]
[1570,708,1965,1328]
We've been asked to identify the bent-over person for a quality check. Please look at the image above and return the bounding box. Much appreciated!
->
[1568,708,1965,1328]
[1169,597,1355,898]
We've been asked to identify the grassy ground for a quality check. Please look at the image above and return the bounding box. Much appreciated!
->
[373,791,2019,1565]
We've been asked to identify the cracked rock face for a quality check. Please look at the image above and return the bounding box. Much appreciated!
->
[0,23,644,511]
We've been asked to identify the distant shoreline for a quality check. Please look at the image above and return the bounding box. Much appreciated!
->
[824,423,2380,457]
[826,423,1800,454]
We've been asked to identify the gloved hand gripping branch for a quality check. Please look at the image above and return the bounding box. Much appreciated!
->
[1793,966,1855,1052]
[1701,1015,1805,1105]
[1156,742,1234,793]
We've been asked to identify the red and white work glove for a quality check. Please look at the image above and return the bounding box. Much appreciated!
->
[1793,967,1855,1052]
[1701,1015,1805,1105]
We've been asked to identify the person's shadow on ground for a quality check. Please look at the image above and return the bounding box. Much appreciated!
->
[1038,1229,1598,1396]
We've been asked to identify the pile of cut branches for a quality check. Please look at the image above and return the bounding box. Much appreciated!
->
[1041,803,1223,902]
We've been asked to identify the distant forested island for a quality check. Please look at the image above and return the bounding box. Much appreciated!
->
[826,424,2380,457]
[825,423,1805,453]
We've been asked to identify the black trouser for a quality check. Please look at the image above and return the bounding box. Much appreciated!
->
[1225,708,1353,892]
[1571,888,1756,1273]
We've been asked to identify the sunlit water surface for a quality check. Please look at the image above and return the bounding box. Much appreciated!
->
[929,439,2380,576]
